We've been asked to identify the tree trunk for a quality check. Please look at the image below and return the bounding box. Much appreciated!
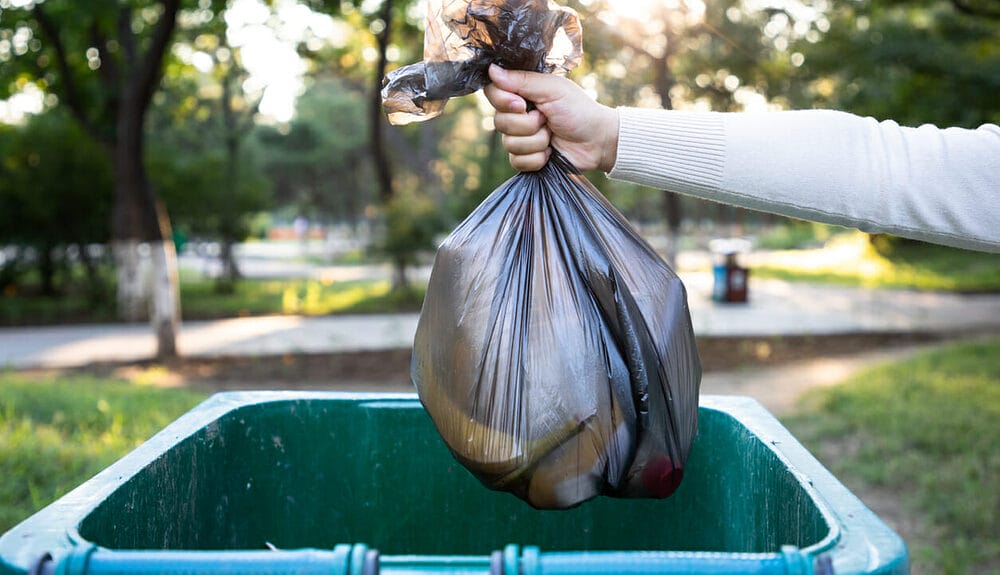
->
[391,258,408,292]
[0,246,22,291]
[653,49,685,265]
[78,243,105,305]
[38,243,56,297]
[219,67,242,290]
[371,0,394,203]
[218,239,240,291]
[32,0,183,358]
[113,95,180,359]
[662,192,682,269]
[112,239,147,321]
[150,236,180,359]
[373,0,406,292]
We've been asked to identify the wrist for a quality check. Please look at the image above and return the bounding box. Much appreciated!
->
[598,106,620,173]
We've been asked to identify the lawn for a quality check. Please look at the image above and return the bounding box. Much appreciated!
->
[752,232,1000,292]
[0,277,427,326]
[784,339,1000,574]
[0,374,206,532]
[179,278,426,318]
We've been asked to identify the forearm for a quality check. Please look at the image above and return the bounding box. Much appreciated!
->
[608,107,1000,253]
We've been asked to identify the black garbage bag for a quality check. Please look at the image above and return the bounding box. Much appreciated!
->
[384,0,701,510]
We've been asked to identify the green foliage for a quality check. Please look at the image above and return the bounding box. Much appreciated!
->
[796,0,1000,127]
[0,110,112,244]
[785,340,1000,573]
[0,110,113,296]
[148,144,270,241]
[756,221,848,250]
[0,276,116,326]
[148,24,272,244]
[0,374,205,532]
[377,188,445,273]
[254,78,372,224]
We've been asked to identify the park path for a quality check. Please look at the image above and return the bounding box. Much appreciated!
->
[3,272,997,369]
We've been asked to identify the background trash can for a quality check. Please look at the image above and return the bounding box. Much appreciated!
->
[710,238,752,303]
[0,392,909,575]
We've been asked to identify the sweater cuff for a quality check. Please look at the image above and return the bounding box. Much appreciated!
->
[608,107,726,195]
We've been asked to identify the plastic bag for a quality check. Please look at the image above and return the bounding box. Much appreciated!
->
[412,151,701,509]
[383,0,582,125]
[386,0,702,509]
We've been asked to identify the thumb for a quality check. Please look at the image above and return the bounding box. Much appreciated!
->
[488,65,569,105]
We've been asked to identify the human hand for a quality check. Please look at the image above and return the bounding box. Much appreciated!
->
[484,64,619,172]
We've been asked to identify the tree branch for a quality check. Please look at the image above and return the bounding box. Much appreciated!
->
[90,21,121,128]
[31,4,99,139]
[91,21,120,93]
[135,0,183,112]
[950,0,1000,19]
[119,6,137,76]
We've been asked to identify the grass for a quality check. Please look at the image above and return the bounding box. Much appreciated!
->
[179,278,426,318]
[752,233,1000,292]
[784,339,1000,574]
[0,289,117,326]
[0,277,427,326]
[755,222,848,250]
[0,373,206,533]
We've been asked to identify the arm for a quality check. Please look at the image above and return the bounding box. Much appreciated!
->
[485,66,1000,253]
[611,108,1000,253]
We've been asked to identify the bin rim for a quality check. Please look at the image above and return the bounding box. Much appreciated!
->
[1,392,906,575]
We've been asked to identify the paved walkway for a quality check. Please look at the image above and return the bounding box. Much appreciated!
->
[3,272,998,369]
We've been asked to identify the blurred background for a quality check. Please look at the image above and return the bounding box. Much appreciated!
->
[0,0,998,573]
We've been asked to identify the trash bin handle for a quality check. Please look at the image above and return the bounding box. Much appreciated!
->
[34,544,378,575]
[36,543,832,575]
[495,544,834,575]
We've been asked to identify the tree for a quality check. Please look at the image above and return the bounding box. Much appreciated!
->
[254,77,373,229]
[378,188,444,289]
[0,0,202,358]
[304,0,428,290]
[149,16,271,291]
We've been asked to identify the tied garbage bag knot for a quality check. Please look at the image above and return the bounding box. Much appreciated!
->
[382,0,583,125]
[383,0,701,509]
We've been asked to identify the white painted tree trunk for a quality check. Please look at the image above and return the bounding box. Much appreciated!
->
[113,239,180,359]
[113,240,148,322]
[149,239,180,359]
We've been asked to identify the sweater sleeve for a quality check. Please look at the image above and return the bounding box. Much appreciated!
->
[607,107,1000,253]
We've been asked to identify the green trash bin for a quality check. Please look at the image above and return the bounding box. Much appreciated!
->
[0,393,907,575]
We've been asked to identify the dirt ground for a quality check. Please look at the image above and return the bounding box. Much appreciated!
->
[47,331,944,393]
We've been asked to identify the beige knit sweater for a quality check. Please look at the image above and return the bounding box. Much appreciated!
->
[608,108,1000,253]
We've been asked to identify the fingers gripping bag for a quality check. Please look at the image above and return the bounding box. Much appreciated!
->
[383,0,701,510]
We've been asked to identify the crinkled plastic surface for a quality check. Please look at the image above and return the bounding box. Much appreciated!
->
[387,0,702,509]
[412,151,702,509]
[383,0,583,125]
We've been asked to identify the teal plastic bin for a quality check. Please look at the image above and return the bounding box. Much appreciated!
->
[0,393,908,575]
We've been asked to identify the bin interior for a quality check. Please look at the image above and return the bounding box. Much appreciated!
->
[78,398,830,556]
